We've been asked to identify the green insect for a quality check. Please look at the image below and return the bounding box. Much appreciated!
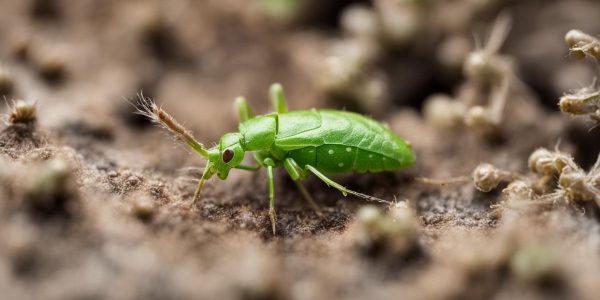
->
[135,83,415,233]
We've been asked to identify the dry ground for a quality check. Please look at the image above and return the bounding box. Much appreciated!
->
[1,0,600,299]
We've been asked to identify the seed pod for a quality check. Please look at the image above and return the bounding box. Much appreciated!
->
[528,148,558,175]
[423,94,466,130]
[464,52,502,84]
[8,101,37,125]
[473,163,501,192]
[465,105,493,128]
[558,166,594,202]
[503,181,534,203]
[559,89,599,116]
[472,163,521,193]
[565,30,594,48]
[565,29,600,62]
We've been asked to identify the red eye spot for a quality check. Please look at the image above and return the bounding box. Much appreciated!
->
[222,149,234,163]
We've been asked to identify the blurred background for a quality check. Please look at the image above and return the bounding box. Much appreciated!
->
[1,0,599,135]
[1,0,600,299]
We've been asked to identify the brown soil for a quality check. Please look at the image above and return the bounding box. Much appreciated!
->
[1,1,600,299]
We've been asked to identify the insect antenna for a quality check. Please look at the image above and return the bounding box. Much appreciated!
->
[130,93,208,157]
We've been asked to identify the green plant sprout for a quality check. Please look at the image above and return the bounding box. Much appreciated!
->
[134,83,415,234]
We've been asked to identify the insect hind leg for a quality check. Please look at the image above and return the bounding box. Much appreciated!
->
[294,180,323,217]
[305,165,391,204]
[284,158,323,217]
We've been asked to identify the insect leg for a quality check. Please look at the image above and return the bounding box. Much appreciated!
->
[192,164,215,206]
[305,165,348,197]
[284,158,323,216]
[235,164,261,171]
[266,164,277,234]
[270,83,287,114]
[235,96,254,122]
[305,165,391,204]
[294,181,323,217]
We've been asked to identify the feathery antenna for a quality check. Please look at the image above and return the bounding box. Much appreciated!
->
[132,94,208,157]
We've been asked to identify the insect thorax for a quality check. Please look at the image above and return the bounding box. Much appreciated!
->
[238,114,278,151]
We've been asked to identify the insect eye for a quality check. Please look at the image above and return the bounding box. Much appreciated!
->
[222,149,234,163]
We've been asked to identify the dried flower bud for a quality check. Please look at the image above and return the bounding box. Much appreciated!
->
[528,148,570,176]
[560,88,599,114]
[8,101,37,125]
[473,163,501,192]
[558,166,594,202]
[565,29,600,61]
[465,105,493,128]
[528,148,556,175]
[423,94,466,130]
[503,181,534,203]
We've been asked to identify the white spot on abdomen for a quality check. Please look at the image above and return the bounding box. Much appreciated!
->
[328,149,334,155]
[338,163,344,167]
[346,147,351,152]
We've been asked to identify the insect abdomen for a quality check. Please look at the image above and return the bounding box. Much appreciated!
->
[287,144,402,174]
[283,110,414,174]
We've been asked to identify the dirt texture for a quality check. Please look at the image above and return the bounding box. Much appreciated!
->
[1,0,600,299]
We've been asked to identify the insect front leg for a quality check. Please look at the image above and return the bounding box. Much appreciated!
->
[264,158,277,234]
[284,158,323,216]
[270,83,288,114]
[192,164,215,207]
